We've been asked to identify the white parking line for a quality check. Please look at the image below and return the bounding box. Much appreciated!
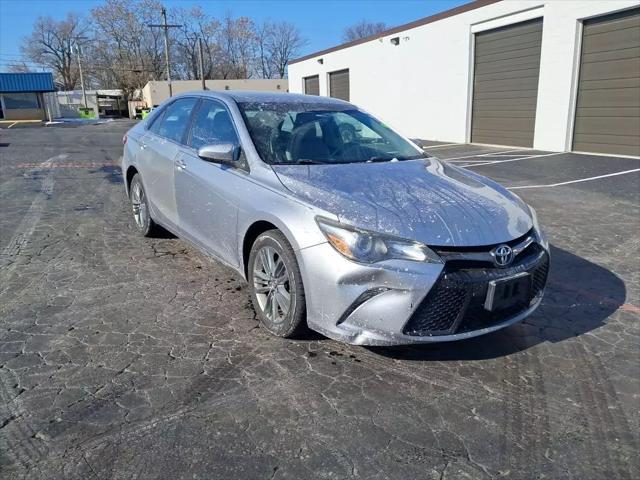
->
[7,122,18,129]
[0,154,66,273]
[508,168,640,190]
[421,143,460,149]
[490,149,537,156]
[445,150,535,162]
[462,152,562,167]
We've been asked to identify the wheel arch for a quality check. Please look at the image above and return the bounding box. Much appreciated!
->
[240,214,310,280]
[125,165,139,194]
[241,220,279,279]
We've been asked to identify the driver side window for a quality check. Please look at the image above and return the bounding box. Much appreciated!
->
[189,100,239,150]
[149,97,198,143]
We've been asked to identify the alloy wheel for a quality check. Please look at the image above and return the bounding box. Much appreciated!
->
[252,246,291,324]
[131,181,148,229]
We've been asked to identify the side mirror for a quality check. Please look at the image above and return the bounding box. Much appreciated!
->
[197,143,239,165]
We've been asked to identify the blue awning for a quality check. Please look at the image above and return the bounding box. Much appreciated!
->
[0,72,55,92]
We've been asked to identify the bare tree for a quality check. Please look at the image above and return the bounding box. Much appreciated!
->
[91,0,166,96]
[19,13,91,90]
[255,22,276,79]
[342,20,387,42]
[171,12,305,81]
[16,1,308,90]
[7,62,34,73]
[171,10,259,81]
[216,14,256,79]
[259,21,307,79]
[172,6,220,80]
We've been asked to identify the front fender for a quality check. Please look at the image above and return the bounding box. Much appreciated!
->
[236,193,335,280]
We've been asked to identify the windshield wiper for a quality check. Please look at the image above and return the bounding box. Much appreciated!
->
[397,153,431,160]
[273,159,329,165]
[372,153,430,161]
[296,159,329,165]
[367,155,424,162]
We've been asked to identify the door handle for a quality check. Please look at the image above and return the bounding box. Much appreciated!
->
[175,159,187,171]
[140,142,147,150]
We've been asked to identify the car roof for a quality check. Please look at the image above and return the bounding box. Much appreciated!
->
[173,89,352,106]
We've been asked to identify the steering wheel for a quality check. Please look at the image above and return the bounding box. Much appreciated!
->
[339,123,357,144]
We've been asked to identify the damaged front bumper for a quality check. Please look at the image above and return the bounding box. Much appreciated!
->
[298,239,549,346]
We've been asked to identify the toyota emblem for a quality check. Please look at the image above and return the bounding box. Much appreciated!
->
[492,244,514,267]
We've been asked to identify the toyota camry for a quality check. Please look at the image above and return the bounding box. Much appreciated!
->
[122,91,549,345]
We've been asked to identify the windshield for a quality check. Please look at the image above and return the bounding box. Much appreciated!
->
[237,101,425,165]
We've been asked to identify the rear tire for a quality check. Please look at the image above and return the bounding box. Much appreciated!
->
[248,230,307,338]
[129,173,158,237]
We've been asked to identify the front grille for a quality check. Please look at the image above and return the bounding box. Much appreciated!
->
[403,246,549,337]
[404,281,468,335]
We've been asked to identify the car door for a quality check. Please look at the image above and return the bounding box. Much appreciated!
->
[139,97,198,229]
[175,99,247,268]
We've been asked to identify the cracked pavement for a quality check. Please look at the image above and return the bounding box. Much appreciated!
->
[0,121,638,479]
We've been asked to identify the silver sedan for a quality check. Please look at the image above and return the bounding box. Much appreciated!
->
[122,91,549,346]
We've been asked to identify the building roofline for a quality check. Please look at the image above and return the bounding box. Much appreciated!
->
[171,90,344,103]
[141,78,289,91]
[0,71,56,92]
[289,0,501,65]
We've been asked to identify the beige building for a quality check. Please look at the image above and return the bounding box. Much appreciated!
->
[142,79,289,107]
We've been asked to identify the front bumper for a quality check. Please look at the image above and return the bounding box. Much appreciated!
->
[298,240,548,346]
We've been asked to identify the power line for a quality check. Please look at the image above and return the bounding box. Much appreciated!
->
[1,52,177,75]
[1,57,157,75]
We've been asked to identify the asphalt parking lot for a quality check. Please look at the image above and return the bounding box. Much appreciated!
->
[1,120,638,479]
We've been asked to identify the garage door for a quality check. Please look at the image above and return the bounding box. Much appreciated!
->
[304,75,319,96]
[329,69,350,101]
[573,8,640,157]
[471,19,543,147]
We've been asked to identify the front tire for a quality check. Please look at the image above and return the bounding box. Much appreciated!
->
[248,230,307,338]
[129,173,157,237]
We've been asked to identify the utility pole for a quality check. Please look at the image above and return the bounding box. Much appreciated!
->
[75,44,88,109]
[72,36,89,109]
[197,37,206,90]
[149,7,181,97]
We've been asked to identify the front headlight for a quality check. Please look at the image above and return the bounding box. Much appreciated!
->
[316,217,442,264]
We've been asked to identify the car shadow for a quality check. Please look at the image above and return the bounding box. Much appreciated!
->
[94,165,123,184]
[150,226,177,239]
[367,244,626,361]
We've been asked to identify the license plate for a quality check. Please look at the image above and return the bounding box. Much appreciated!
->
[484,272,531,312]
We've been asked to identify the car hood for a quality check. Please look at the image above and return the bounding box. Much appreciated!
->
[272,159,532,247]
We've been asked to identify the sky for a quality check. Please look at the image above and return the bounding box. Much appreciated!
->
[0,0,468,71]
